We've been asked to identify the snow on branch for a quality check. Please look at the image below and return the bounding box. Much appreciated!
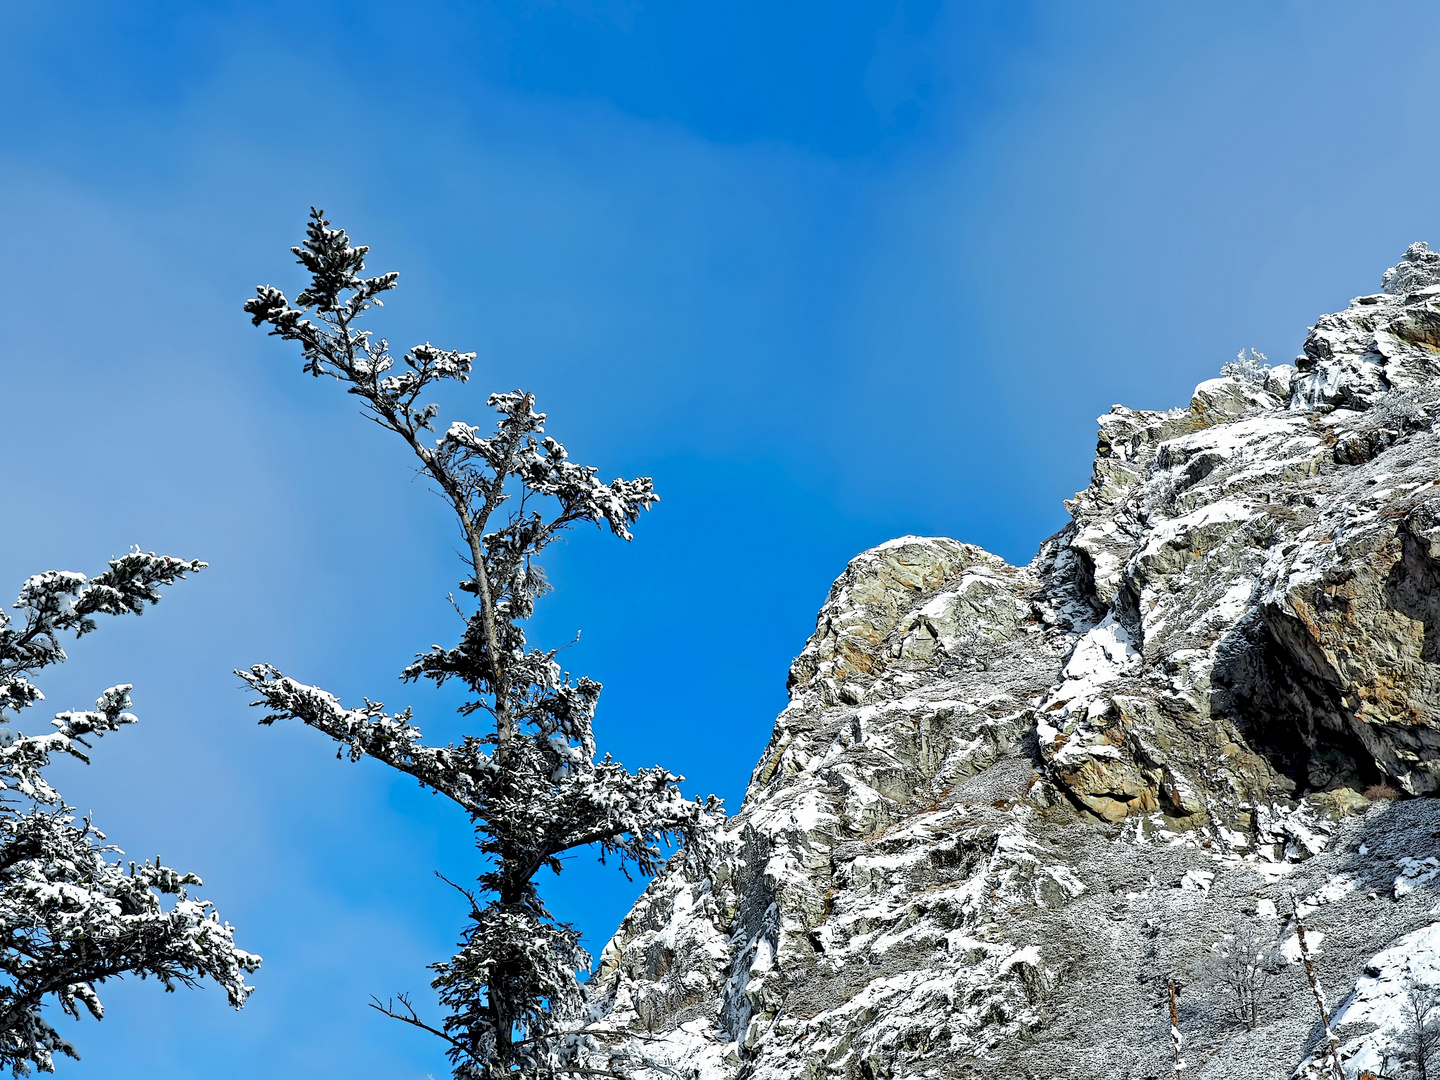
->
[0,550,204,684]
[1219,348,1270,385]
[238,664,492,814]
[0,556,255,1074]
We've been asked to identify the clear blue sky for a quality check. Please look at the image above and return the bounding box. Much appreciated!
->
[1,2,1437,1076]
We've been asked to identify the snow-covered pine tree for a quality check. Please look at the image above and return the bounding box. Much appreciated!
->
[240,210,722,1080]
[0,551,259,1075]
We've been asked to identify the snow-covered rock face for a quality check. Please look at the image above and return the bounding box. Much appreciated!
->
[583,245,1440,1079]
[1049,246,1440,821]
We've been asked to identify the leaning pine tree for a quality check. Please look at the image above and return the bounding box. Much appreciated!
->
[0,552,259,1075]
[240,210,722,1080]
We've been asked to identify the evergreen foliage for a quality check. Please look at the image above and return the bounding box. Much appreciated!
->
[0,551,258,1075]
[241,210,722,1080]
[1219,348,1271,385]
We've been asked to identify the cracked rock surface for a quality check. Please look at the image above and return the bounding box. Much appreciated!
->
[581,242,1440,1079]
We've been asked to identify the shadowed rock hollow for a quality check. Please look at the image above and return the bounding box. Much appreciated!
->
[580,243,1440,1080]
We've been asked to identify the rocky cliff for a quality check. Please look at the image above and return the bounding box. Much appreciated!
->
[581,243,1440,1080]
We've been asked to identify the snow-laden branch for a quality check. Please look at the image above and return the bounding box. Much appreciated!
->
[0,557,256,1075]
[0,550,204,692]
[238,664,491,815]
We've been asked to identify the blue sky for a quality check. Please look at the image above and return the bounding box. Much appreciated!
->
[1,2,1439,1076]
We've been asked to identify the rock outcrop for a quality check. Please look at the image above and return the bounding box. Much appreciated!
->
[580,242,1440,1079]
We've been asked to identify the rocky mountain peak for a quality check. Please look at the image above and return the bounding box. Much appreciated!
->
[581,244,1440,1080]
